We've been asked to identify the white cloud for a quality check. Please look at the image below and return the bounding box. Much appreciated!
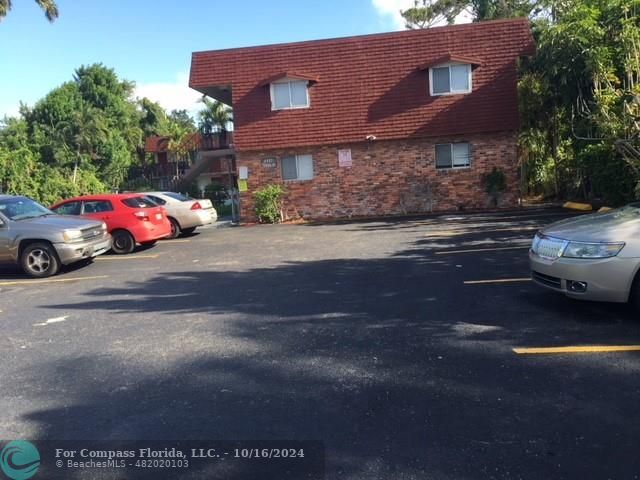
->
[372,0,414,29]
[134,72,202,116]
[371,0,472,30]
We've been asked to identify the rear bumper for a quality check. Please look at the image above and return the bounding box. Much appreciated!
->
[54,235,112,265]
[128,220,172,243]
[529,250,639,303]
[178,209,216,229]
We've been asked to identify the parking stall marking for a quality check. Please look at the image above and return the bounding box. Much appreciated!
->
[0,275,109,287]
[96,254,160,261]
[464,278,531,285]
[423,226,540,239]
[436,245,530,255]
[162,239,192,244]
[34,315,69,327]
[514,345,640,355]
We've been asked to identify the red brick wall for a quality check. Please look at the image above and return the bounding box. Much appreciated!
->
[237,131,519,221]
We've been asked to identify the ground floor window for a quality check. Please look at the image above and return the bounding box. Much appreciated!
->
[282,154,314,180]
[435,143,471,169]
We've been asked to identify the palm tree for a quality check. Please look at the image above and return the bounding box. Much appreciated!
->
[163,120,195,178]
[0,0,59,22]
[198,96,233,135]
[57,104,109,183]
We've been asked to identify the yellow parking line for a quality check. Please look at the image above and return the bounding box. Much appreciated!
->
[96,254,160,260]
[424,226,538,238]
[0,275,109,286]
[488,226,538,232]
[464,278,531,285]
[436,246,530,255]
[514,345,640,355]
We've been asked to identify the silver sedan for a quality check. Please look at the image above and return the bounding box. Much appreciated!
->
[144,192,217,239]
[530,204,640,308]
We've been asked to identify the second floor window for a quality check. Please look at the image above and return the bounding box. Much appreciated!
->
[271,80,309,110]
[430,64,471,95]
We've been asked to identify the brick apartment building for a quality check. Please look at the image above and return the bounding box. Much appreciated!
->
[189,18,535,221]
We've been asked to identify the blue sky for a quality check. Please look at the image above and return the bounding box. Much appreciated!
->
[0,0,415,118]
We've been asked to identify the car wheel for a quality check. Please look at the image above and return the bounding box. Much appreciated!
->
[168,218,181,239]
[21,242,60,278]
[111,230,136,254]
[181,227,196,235]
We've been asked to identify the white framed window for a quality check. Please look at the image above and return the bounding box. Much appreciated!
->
[435,143,471,169]
[281,154,314,180]
[271,80,310,110]
[429,63,472,95]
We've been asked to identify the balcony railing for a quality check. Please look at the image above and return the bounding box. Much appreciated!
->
[200,131,234,151]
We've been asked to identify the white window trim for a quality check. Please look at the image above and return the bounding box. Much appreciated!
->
[435,142,472,170]
[429,63,472,96]
[270,79,310,110]
[282,154,314,181]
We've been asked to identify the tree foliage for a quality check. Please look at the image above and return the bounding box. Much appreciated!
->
[519,0,640,204]
[0,63,196,204]
[198,96,233,134]
[403,0,640,205]
[0,0,58,22]
[400,0,544,28]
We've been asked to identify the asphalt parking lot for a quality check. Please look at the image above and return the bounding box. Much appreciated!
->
[1,208,639,479]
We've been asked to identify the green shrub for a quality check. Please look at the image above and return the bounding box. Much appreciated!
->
[186,182,201,199]
[483,167,507,206]
[254,184,285,223]
[204,182,229,207]
[579,144,635,206]
[216,204,232,217]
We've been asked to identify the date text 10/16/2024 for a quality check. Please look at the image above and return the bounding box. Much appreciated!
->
[54,447,307,460]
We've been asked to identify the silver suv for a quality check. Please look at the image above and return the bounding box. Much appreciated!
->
[0,195,112,278]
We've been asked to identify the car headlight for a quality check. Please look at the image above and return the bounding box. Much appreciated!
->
[531,232,542,253]
[101,222,107,231]
[562,241,625,259]
[62,229,83,242]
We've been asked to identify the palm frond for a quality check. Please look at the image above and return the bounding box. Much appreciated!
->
[35,0,58,21]
[0,0,12,21]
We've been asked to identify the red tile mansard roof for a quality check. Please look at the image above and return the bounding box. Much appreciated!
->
[190,18,535,151]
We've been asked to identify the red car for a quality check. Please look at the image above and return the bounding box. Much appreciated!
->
[51,194,172,254]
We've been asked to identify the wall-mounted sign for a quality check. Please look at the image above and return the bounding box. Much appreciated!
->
[238,179,248,192]
[238,166,249,180]
[262,157,277,168]
[338,149,352,168]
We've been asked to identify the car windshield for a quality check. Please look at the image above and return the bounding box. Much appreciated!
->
[163,192,192,202]
[121,197,157,208]
[0,197,53,221]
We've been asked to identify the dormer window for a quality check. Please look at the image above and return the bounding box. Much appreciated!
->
[271,80,309,110]
[429,63,472,96]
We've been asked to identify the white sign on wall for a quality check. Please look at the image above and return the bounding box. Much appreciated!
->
[238,166,249,179]
[338,149,352,168]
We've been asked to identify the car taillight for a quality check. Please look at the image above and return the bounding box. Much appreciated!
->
[190,202,202,210]
[134,211,149,221]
